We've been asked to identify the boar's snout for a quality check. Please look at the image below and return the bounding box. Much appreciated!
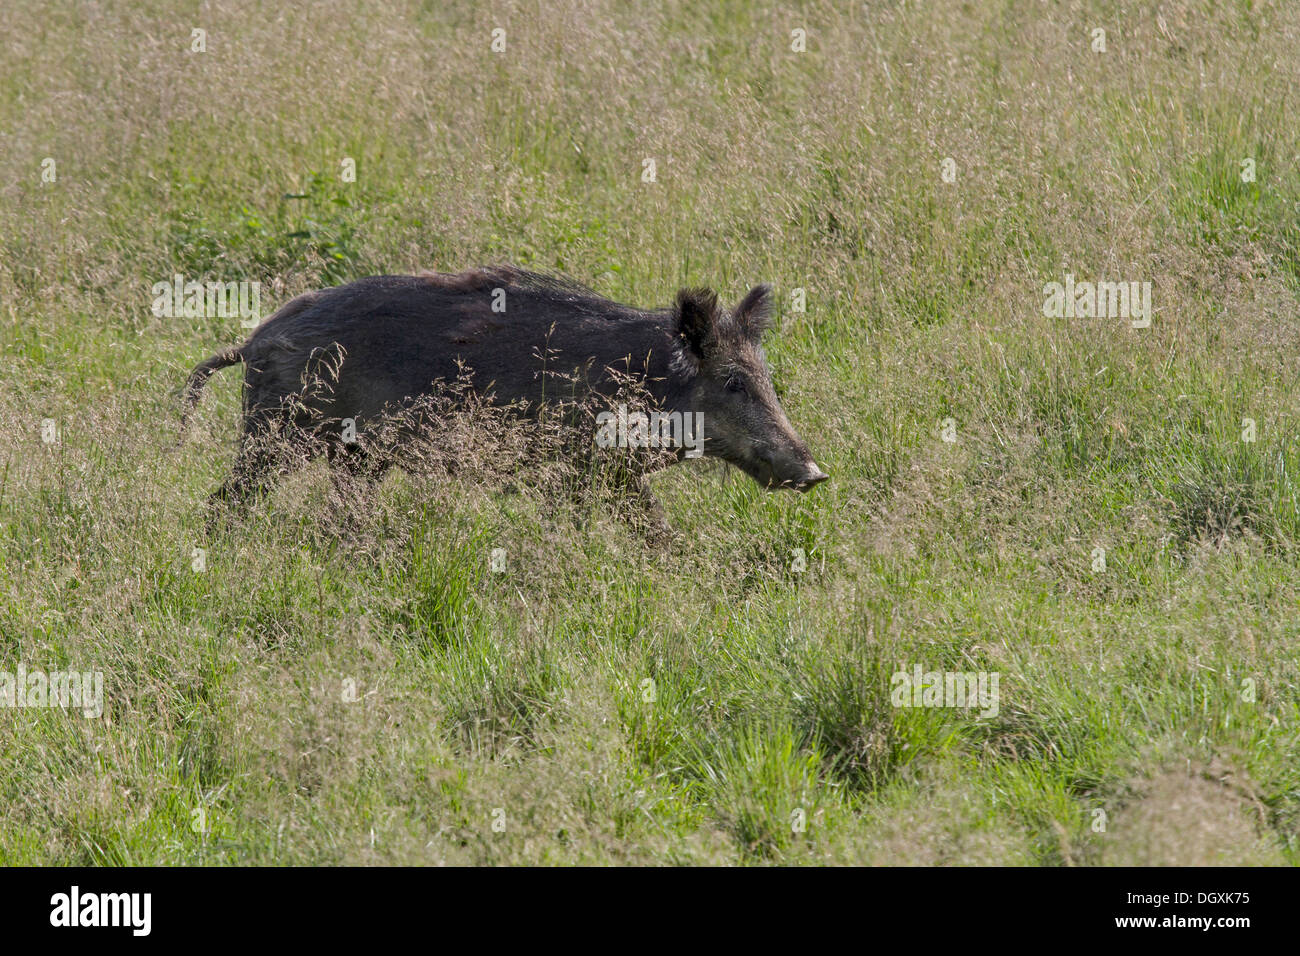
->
[755,447,829,492]
[792,463,830,492]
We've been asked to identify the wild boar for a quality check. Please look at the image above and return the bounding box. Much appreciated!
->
[181,266,827,530]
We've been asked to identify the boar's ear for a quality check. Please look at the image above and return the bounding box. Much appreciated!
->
[674,287,720,359]
[733,283,774,342]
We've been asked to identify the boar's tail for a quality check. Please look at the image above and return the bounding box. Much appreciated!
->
[178,347,244,439]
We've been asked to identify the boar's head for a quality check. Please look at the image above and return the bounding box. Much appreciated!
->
[671,284,828,492]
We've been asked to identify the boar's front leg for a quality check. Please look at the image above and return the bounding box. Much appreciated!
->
[602,467,674,543]
[632,476,674,542]
[561,454,673,542]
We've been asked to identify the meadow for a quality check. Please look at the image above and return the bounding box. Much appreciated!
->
[1,0,1298,864]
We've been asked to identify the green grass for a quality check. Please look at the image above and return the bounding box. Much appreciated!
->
[1,0,1299,865]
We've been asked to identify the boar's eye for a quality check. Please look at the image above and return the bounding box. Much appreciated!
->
[725,377,747,395]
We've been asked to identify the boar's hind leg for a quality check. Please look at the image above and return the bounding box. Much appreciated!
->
[204,416,303,531]
[205,444,277,531]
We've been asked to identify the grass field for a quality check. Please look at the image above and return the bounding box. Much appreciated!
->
[2,0,1299,865]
